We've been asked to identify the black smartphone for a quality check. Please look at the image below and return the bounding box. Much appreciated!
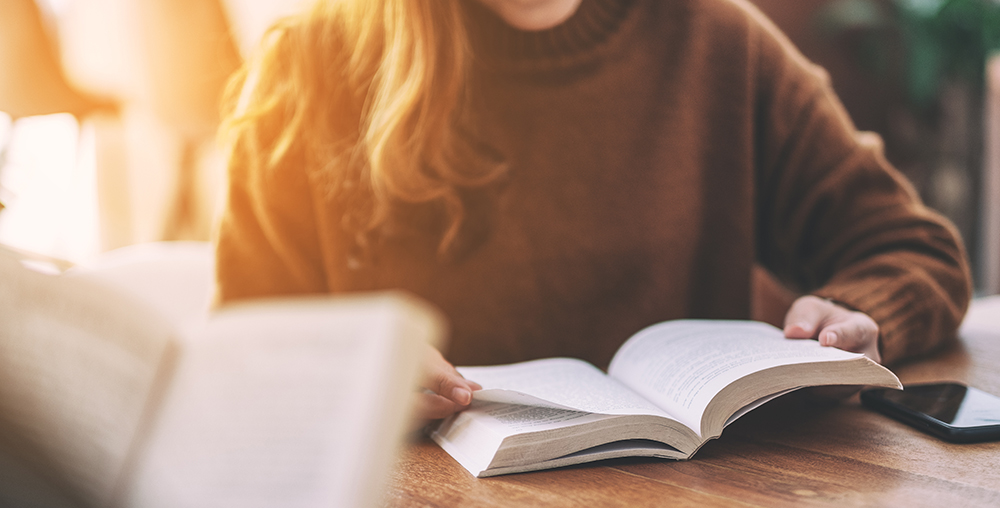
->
[860,382,1000,443]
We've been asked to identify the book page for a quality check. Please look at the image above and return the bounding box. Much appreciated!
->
[67,242,215,338]
[0,250,174,507]
[118,294,441,508]
[608,320,864,433]
[467,400,615,434]
[430,400,620,477]
[459,358,674,418]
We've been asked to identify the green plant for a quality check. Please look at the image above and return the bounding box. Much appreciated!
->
[820,0,1000,110]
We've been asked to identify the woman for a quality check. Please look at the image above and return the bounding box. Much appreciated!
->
[215,0,971,421]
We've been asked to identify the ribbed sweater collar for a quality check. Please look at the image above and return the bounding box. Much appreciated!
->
[463,0,638,71]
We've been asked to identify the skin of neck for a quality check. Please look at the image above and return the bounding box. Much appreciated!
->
[474,0,584,31]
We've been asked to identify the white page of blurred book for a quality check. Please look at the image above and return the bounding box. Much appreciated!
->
[0,247,440,508]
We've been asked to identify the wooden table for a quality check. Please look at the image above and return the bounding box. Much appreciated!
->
[384,297,1000,507]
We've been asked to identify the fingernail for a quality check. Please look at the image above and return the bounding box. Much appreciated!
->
[452,387,472,405]
[825,331,838,346]
[798,323,814,334]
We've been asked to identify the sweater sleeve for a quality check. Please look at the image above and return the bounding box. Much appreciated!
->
[213,145,328,305]
[749,11,972,365]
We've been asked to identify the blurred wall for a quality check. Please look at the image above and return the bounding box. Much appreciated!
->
[219,0,315,58]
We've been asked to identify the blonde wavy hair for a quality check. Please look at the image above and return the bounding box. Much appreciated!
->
[222,0,504,260]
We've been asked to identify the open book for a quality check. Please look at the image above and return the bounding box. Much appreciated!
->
[0,244,442,508]
[431,320,901,477]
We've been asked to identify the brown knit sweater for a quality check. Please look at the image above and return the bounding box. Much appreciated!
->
[215,0,971,368]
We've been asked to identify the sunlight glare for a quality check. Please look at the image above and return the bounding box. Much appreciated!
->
[0,113,100,264]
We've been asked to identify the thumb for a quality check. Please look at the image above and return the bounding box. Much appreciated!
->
[815,315,881,363]
[783,295,831,339]
[422,346,481,406]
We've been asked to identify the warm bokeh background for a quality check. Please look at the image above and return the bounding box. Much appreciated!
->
[0,0,310,258]
[0,0,998,295]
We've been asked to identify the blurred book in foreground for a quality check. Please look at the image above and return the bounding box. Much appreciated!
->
[0,243,442,508]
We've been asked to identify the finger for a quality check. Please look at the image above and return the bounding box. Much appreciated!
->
[783,295,831,339]
[422,346,478,406]
[817,314,873,349]
[817,314,881,362]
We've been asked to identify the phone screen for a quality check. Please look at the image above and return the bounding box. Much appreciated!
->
[861,383,1000,443]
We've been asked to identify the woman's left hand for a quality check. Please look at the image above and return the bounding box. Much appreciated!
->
[782,295,881,363]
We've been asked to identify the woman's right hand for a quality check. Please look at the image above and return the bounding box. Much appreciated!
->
[414,344,481,422]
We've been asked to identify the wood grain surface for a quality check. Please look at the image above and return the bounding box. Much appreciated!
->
[384,301,1000,507]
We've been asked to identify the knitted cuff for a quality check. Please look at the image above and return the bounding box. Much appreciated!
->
[813,276,933,366]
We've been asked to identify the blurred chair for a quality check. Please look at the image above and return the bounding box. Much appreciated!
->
[2,0,318,256]
[0,0,113,120]
[0,0,115,219]
[131,0,242,242]
[54,0,241,248]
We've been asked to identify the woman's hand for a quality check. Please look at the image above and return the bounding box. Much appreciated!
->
[414,344,482,422]
[783,295,881,363]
